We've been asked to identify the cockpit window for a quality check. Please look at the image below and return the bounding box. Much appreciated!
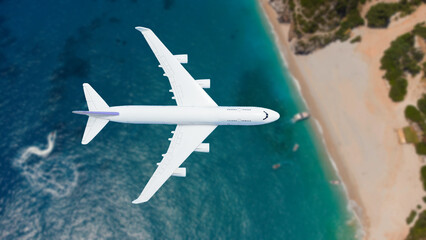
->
[263,111,269,120]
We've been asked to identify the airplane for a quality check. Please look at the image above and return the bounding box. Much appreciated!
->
[73,27,280,204]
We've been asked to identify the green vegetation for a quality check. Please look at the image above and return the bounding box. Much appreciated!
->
[287,0,367,53]
[366,1,422,28]
[423,196,426,203]
[408,210,426,240]
[389,78,408,102]
[381,33,418,81]
[408,210,418,224]
[350,35,362,43]
[404,96,426,155]
[416,95,426,132]
[404,126,420,143]
[300,0,325,16]
[366,3,400,28]
[423,62,426,78]
[416,143,426,155]
[335,9,365,40]
[421,166,426,191]
[413,22,426,39]
[418,95,426,115]
[380,31,424,101]
[406,105,424,122]
[283,0,424,54]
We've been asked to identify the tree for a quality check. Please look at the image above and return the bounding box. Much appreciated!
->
[418,95,426,115]
[366,3,400,28]
[389,78,408,102]
[416,142,426,155]
[405,105,423,122]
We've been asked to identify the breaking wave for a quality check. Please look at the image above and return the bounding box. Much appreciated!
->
[14,131,78,198]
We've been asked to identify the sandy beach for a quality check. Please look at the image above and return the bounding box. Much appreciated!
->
[259,1,426,239]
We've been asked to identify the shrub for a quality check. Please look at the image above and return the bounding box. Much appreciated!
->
[302,21,319,34]
[389,78,407,102]
[366,3,400,28]
[417,96,426,115]
[350,35,362,43]
[421,166,426,190]
[423,62,426,78]
[407,210,426,239]
[417,143,426,155]
[407,210,417,224]
[300,0,325,16]
[336,10,365,40]
[380,32,422,86]
[405,105,423,122]
[413,23,426,39]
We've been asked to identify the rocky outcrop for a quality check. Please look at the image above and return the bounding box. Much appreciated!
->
[269,0,291,23]
[268,0,365,55]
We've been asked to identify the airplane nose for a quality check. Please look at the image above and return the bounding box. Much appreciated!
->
[270,110,280,122]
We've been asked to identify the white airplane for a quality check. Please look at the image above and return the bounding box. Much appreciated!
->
[73,27,280,204]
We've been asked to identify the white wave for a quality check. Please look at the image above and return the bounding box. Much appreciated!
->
[313,118,324,135]
[14,131,78,198]
[257,2,314,112]
[311,118,365,239]
[289,73,310,109]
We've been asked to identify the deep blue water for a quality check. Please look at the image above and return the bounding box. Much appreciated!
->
[0,0,357,239]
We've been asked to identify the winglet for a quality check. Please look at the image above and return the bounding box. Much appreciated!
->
[132,194,149,204]
[135,26,150,32]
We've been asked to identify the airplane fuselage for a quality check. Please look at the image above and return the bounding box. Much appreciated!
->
[77,106,279,126]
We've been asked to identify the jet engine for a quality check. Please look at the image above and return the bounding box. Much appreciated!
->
[195,143,209,153]
[174,54,188,64]
[195,79,210,89]
[172,167,186,177]
[156,163,186,177]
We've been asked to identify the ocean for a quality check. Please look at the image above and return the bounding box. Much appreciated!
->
[0,0,358,239]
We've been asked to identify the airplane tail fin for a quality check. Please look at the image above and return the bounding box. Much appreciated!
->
[76,83,110,145]
[83,83,109,111]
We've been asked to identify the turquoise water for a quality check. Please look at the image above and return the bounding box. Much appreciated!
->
[0,0,357,239]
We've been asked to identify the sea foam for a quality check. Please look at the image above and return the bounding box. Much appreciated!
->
[14,131,79,198]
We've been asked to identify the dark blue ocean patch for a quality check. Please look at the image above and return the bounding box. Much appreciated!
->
[108,17,121,24]
[163,0,174,10]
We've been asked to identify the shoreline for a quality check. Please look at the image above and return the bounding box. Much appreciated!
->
[257,1,367,238]
[258,1,426,239]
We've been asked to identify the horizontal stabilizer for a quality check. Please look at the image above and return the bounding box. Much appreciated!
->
[73,111,119,116]
[82,117,109,145]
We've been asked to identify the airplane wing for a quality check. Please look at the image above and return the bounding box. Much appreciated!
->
[135,27,217,107]
[132,124,217,203]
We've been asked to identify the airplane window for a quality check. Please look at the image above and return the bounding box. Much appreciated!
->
[263,111,268,120]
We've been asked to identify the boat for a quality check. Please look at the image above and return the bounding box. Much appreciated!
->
[329,180,340,185]
[272,163,281,169]
[292,143,299,152]
[291,112,310,123]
